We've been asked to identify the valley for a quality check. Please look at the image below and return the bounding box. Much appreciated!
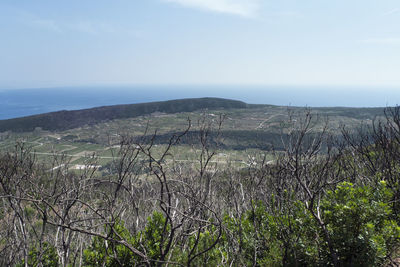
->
[0,98,384,175]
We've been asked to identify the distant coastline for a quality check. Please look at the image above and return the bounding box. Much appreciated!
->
[0,85,399,120]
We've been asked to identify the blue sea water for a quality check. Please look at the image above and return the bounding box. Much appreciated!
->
[0,85,399,120]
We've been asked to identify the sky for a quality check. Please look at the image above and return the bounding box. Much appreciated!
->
[1,0,400,89]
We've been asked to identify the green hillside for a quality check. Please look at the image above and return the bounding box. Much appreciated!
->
[0,97,247,132]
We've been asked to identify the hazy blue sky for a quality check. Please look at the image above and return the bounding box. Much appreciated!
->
[1,0,400,89]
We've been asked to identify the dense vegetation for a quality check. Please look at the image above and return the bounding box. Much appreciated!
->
[0,98,247,132]
[1,106,400,266]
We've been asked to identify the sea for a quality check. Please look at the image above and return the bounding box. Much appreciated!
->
[0,85,399,120]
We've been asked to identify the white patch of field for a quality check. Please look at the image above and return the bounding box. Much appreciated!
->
[72,164,102,170]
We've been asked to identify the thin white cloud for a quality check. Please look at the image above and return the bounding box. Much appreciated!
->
[361,38,400,45]
[383,8,400,16]
[30,18,62,33]
[162,0,261,18]
[66,21,117,35]
[17,10,121,35]
[70,21,98,34]
[275,11,303,19]
[24,15,119,35]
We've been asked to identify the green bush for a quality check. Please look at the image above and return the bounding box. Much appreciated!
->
[222,203,285,266]
[83,212,168,266]
[17,242,58,267]
[82,183,400,266]
[83,220,138,266]
[177,226,224,266]
[321,181,400,266]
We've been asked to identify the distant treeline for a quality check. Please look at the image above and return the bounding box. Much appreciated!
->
[134,130,284,151]
[0,97,248,132]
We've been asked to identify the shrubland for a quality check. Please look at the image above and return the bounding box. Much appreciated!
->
[1,108,400,266]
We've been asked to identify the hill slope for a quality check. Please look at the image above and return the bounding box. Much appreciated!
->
[0,98,248,132]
